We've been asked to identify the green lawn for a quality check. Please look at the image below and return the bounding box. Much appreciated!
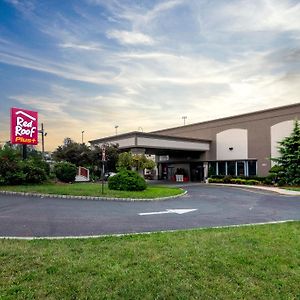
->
[0,222,299,299]
[0,182,183,199]
[283,187,300,192]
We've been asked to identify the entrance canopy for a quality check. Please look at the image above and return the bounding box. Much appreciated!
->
[89,131,210,155]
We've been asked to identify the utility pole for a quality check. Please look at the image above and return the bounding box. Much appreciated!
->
[39,123,47,157]
[81,130,85,144]
[182,116,187,126]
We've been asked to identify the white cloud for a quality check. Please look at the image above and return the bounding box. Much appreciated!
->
[1,0,300,150]
[59,42,102,51]
[199,0,300,33]
[106,30,155,45]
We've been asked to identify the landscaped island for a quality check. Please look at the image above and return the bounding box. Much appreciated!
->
[0,182,184,199]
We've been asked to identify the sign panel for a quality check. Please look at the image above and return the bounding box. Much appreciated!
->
[10,108,38,145]
[102,147,106,161]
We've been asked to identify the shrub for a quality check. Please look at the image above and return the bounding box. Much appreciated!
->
[5,170,26,185]
[245,180,260,185]
[231,178,246,185]
[208,178,223,183]
[54,162,77,183]
[108,170,147,191]
[21,161,47,184]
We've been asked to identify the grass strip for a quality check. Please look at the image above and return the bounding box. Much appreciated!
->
[0,222,299,299]
[0,182,183,199]
[283,187,300,192]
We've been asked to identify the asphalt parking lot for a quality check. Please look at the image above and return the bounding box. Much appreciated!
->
[0,185,299,237]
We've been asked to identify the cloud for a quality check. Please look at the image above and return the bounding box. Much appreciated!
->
[106,30,155,45]
[4,0,35,15]
[0,0,299,150]
[196,0,300,34]
[59,42,102,51]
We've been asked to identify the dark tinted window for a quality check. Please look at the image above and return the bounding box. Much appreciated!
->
[227,161,236,176]
[208,162,216,176]
[218,162,226,175]
[237,161,245,176]
[248,160,257,176]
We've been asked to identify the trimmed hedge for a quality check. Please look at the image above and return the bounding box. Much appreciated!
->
[208,177,260,185]
[108,170,146,191]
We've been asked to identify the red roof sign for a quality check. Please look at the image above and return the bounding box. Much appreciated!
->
[10,108,38,145]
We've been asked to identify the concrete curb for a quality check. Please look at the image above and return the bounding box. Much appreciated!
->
[0,189,187,202]
[208,183,300,196]
[0,219,296,240]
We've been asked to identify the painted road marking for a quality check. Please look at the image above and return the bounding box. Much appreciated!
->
[139,209,198,216]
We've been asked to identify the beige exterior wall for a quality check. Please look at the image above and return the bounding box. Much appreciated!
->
[154,103,300,176]
[95,137,135,148]
[216,129,248,160]
[137,137,210,151]
[271,120,294,165]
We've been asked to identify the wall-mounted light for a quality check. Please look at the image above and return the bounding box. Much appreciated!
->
[229,147,233,151]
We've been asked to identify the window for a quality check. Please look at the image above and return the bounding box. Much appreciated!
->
[208,162,216,176]
[227,161,236,176]
[218,162,226,176]
[248,160,257,176]
[237,161,245,176]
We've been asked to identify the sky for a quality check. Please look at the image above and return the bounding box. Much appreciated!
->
[0,0,299,151]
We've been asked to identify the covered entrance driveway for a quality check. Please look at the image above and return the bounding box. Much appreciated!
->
[89,132,211,182]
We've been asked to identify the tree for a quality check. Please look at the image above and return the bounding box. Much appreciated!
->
[117,152,156,172]
[91,144,119,172]
[52,138,91,167]
[117,152,133,170]
[272,120,300,185]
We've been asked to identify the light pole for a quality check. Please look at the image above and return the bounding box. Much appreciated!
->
[39,123,47,156]
[115,125,119,135]
[182,116,187,126]
[81,130,85,144]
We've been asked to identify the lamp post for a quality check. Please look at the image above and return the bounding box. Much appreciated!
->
[81,130,85,144]
[182,116,187,126]
[115,125,119,135]
[39,123,47,156]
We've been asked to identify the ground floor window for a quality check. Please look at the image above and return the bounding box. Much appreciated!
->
[227,161,236,176]
[209,160,257,177]
[248,160,257,176]
[218,161,226,176]
[237,161,245,176]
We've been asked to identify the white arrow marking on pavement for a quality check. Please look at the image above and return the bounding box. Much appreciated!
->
[139,209,197,216]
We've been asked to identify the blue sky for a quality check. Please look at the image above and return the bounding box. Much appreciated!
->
[0,0,299,150]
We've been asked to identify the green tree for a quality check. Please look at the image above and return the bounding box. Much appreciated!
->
[272,120,300,185]
[91,144,119,172]
[117,152,156,172]
[117,152,133,170]
[52,138,91,167]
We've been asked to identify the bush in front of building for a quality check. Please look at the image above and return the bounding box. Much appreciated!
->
[54,162,77,183]
[108,170,147,191]
[208,177,260,185]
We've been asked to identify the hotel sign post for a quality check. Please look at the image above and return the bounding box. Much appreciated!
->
[101,146,106,194]
[10,107,38,159]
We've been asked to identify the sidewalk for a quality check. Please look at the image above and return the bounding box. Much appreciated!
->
[206,183,300,196]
